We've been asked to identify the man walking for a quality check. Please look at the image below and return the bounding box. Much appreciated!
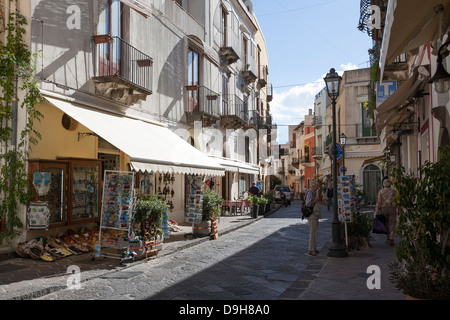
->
[305,181,321,256]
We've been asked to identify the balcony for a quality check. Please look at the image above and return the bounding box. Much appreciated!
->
[221,94,249,129]
[312,146,323,159]
[313,116,322,128]
[291,157,300,169]
[185,86,220,127]
[246,110,262,130]
[219,24,240,65]
[258,65,268,87]
[267,83,273,102]
[300,156,311,164]
[93,35,153,106]
[261,114,272,128]
[241,62,257,85]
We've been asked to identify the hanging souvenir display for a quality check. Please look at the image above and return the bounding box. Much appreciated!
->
[27,202,50,230]
[157,173,175,210]
[337,175,357,223]
[185,174,204,223]
[33,172,52,196]
[94,170,136,264]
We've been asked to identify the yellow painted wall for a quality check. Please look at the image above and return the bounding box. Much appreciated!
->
[29,102,97,160]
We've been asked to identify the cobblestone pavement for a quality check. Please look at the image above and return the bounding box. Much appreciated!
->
[1,201,411,304]
[35,202,331,300]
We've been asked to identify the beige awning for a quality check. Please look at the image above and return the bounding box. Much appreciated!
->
[380,0,450,79]
[213,157,260,175]
[375,70,424,133]
[361,155,386,167]
[43,94,225,177]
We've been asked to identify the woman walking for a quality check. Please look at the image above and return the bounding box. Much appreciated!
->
[376,179,399,246]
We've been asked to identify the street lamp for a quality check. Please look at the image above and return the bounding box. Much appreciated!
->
[340,133,347,176]
[430,40,450,94]
[324,68,348,258]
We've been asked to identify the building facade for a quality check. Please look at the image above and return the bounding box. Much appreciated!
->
[0,0,273,243]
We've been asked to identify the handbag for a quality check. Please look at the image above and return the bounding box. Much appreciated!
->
[301,202,314,218]
[301,190,315,218]
[372,214,388,234]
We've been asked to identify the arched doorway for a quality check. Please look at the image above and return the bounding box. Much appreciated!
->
[362,164,382,204]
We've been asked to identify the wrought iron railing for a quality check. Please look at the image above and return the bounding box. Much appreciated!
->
[222,94,248,122]
[186,85,220,118]
[94,35,153,93]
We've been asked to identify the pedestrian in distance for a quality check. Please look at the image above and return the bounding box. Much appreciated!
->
[376,179,399,246]
[305,181,321,256]
[324,183,333,212]
[248,182,261,197]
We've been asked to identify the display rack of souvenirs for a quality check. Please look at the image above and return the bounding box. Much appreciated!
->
[94,171,136,264]
[185,174,204,223]
[157,173,175,210]
[337,175,357,223]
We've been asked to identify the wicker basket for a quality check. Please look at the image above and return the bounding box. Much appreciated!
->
[28,245,43,260]
[15,242,29,258]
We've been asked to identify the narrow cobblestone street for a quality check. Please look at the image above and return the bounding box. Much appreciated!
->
[36,202,331,300]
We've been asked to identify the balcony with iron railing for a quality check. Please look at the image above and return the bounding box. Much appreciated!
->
[241,55,258,85]
[300,155,312,164]
[185,85,220,127]
[261,114,272,128]
[246,110,262,130]
[258,65,268,87]
[313,116,322,128]
[311,146,323,159]
[221,94,248,129]
[218,23,240,65]
[93,35,153,106]
[267,83,273,102]
[291,157,300,168]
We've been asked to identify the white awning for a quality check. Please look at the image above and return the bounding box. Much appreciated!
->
[380,0,450,80]
[120,0,152,17]
[43,95,225,177]
[213,157,260,175]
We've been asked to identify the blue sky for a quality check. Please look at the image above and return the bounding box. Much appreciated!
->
[252,0,373,143]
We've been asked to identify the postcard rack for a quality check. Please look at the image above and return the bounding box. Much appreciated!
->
[93,170,136,264]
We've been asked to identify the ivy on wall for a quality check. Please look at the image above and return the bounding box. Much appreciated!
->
[0,7,43,242]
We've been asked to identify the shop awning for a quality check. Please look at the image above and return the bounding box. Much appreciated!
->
[361,155,386,167]
[43,95,225,177]
[375,70,424,133]
[213,157,260,175]
[380,0,450,80]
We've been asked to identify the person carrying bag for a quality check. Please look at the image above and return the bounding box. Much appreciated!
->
[302,182,321,256]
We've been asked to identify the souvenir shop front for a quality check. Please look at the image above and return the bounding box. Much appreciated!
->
[18,93,225,260]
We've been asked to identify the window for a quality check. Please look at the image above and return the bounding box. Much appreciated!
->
[222,73,229,115]
[187,49,199,112]
[98,0,122,37]
[242,36,248,66]
[221,6,228,47]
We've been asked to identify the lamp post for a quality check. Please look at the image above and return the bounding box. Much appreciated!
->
[340,133,347,176]
[324,68,348,258]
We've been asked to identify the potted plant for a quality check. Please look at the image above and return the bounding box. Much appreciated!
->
[263,190,276,213]
[341,210,373,250]
[194,191,223,237]
[258,197,269,216]
[389,146,450,300]
[247,195,260,218]
[133,195,169,259]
